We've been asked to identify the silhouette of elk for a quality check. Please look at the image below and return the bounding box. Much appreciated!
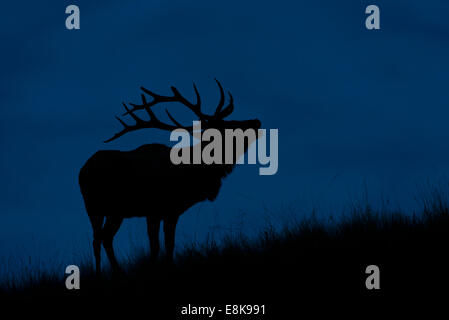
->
[79,80,261,274]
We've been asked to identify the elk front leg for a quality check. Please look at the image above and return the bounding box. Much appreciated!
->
[147,216,161,261]
[163,216,179,262]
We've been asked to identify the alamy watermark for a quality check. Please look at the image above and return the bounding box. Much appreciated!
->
[169,121,278,176]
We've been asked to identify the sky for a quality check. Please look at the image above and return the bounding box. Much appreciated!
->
[1,0,449,277]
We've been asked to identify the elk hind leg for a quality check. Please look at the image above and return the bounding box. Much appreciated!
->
[89,215,104,276]
[102,216,123,273]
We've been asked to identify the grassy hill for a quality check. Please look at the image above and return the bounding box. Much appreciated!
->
[1,193,448,315]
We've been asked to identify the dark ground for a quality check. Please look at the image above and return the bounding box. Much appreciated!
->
[1,198,448,317]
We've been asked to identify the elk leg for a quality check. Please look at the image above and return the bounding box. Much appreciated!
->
[89,215,104,276]
[146,217,161,261]
[102,216,123,272]
[163,216,179,262]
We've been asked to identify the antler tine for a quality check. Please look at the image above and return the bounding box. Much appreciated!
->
[104,103,146,142]
[212,78,234,119]
[218,92,234,119]
[122,87,164,115]
[165,109,183,127]
[122,102,144,125]
[214,78,225,116]
[135,93,156,119]
[192,82,201,109]
[104,116,132,143]
[169,84,210,120]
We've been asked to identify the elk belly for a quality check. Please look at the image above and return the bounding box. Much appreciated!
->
[181,304,215,317]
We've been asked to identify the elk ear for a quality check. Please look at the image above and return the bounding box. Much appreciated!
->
[219,93,234,119]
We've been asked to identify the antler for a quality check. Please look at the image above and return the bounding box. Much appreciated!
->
[104,79,235,143]
[213,79,234,119]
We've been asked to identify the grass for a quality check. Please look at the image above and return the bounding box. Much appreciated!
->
[1,194,448,314]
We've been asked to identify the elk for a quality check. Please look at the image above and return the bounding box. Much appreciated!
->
[79,80,261,274]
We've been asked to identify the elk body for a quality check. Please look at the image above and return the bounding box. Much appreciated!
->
[79,80,261,274]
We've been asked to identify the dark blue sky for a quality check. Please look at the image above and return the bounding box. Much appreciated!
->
[1,0,449,276]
